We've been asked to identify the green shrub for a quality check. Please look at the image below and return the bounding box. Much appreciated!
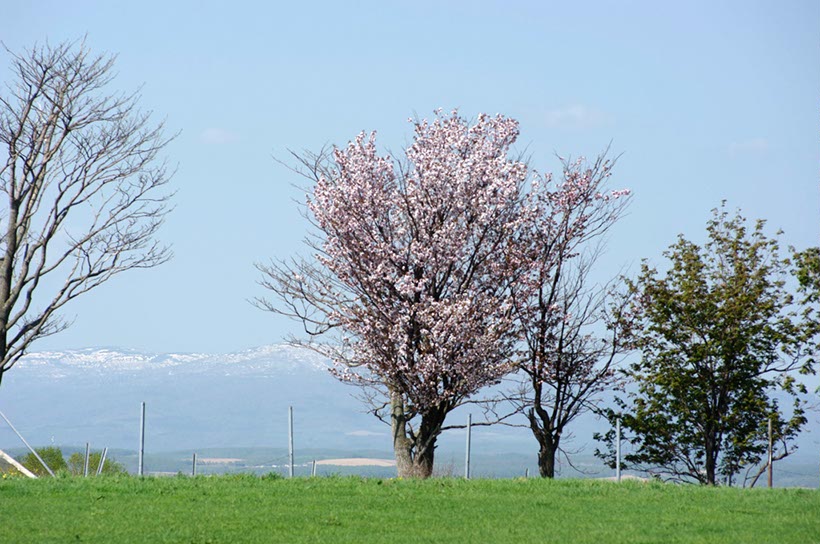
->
[67,451,127,476]
[18,446,68,476]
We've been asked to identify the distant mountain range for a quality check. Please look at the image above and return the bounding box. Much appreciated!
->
[0,345,530,457]
[0,345,388,453]
[1,345,817,486]
[13,344,330,377]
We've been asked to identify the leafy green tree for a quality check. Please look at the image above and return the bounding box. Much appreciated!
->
[67,451,126,476]
[596,205,816,485]
[794,246,820,299]
[19,446,68,476]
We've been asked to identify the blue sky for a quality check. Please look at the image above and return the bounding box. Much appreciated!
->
[2,0,818,353]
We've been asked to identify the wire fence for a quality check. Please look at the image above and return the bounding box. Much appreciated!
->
[2,403,819,488]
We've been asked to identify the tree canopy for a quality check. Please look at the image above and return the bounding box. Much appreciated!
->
[597,205,816,485]
[257,111,629,477]
[258,111,529,477]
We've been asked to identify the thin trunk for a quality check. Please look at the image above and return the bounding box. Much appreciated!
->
[390,391,414,477]
[537,435,559,478]
[705,458,716,485]
[527,383,561,479]
[0,201,19,368]
[704,432,717,485]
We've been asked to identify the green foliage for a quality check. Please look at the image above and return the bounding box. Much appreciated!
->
[0,477,817,543]
[67,451,127,476]
[0,465,23,479]
[18,446,68,476]
[794,246,820,304]
[15,447,126,477]
[597,205,816,485]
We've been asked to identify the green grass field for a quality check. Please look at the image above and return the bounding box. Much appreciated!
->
[1,475,818,543]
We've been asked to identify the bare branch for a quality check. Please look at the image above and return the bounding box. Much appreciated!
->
[0,40,173,376]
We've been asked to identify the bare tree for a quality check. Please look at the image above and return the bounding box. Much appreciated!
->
[742,427,796,488]
[0,40,173,385]
[509,252,630,478]
[508,154,631,478]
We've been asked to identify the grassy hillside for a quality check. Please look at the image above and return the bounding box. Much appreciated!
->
[1,475,818,543]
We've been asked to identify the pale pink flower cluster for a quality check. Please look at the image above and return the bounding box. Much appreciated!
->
[306,111,628,413]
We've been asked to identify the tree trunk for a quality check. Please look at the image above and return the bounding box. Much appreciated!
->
[390,392,414,477]
[705,459,716,485]
[390,391,440,478]
[528,404,561,479]
[704,432,717,485]
[537,436,559,478]
[410,443,435,479]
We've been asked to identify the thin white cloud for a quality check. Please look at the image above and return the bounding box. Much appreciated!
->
[199,127,240,144]
[728,138,769,156]
[345,430,384,437]
[543,105,612,130]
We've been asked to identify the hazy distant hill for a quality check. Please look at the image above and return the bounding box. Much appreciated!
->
[0,345,387,452]
[0,345,817,486]
[0,345,529,455]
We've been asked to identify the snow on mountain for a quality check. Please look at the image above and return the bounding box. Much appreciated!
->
[4,344,817,485]
[14,344,331,378]
[0,343,385,452]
